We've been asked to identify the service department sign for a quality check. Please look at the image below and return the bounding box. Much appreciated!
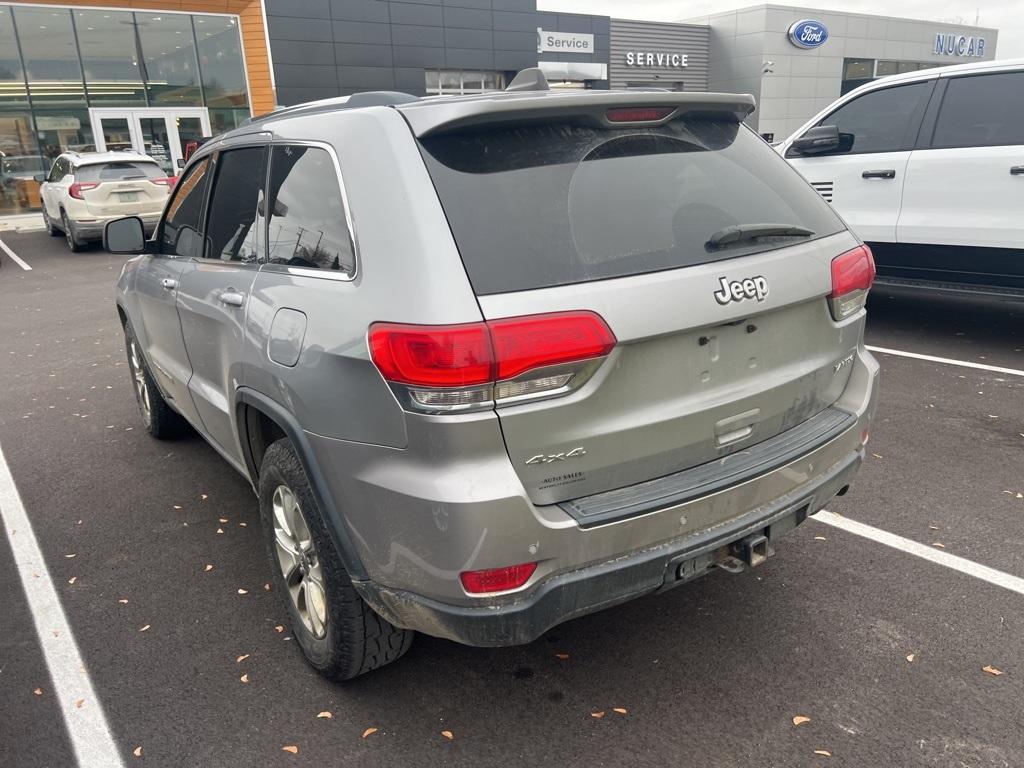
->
[537,28,594,54]
[625,51,689,68]
[787,19,829,49]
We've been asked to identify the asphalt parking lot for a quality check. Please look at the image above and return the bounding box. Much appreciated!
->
[1,231,1022,768]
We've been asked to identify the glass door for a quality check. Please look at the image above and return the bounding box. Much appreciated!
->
[90,108,212,176]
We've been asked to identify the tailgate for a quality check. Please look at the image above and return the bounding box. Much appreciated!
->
[76,161,169,217]
[478,233,862,504]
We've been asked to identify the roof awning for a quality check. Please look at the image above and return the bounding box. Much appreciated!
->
[537,61,608,82]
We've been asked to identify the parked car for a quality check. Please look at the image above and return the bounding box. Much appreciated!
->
[779,58,1024,296]
[39,151,172,252]
[107,74,879,680]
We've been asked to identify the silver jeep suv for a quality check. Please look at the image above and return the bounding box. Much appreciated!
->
[108,74,879,680]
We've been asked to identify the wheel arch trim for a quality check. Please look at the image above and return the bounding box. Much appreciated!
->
[235,387,369,580]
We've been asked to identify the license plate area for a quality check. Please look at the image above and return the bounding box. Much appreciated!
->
[116,192,139,202]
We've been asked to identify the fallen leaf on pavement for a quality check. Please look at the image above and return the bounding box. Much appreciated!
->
[275,625,285,633]
[133,747,142,758]
[317,711,333,719]
[263,583,271,591]
[236,654,249,663]
[75,699,84,709]
[240,674,249,683]
[237,589,248,595]
[932,542,945,549]
[928,525,940,530]
[906,654,915,663]
[792,716,811,726]
[590,711,605,719]
[871,453,883,459]
[361,727,378,739]
[555,652,570,660]
[813,536,827,541]
[68,577,77,584]
[201,494,209,501]
[216,528,224,534]
[204,565,213,572]
[173,505,182,510]
[33,688,43,696]
[613,708,628,715]
[239,522,248,527]
[814,750,831,757]
[281,745,298,754]
[65,553,76,559]
[441,730,454,740]
[138,625,150,632]
[118,598,129,604]
[983,665,1004,676]
[218,518,228,524]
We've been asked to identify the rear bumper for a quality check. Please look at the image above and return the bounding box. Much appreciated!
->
[355,448,861,646]
[72,213,160,240]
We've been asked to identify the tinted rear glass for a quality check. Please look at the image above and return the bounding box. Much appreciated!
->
[76,161,163,182]
[420,119,845,295]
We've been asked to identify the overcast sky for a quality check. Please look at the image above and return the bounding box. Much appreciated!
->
[538,1,1024,58]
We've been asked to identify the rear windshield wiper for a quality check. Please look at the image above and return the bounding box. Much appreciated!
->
[706,223,814,250]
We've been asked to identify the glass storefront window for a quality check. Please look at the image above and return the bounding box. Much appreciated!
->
[426,70,506,95]
[0,7,28,107]
[194,15,247,108]
[14,7,86,107]
[0,111,42,215]
[209,107,250,136]
[75,10,146,106]
[136,12,201,105]
[33,108,95,159]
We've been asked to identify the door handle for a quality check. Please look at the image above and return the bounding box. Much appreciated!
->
[218,291,245,307]
[1011,166,1024,176]
[862,169,896,179]
[160,277,177,290]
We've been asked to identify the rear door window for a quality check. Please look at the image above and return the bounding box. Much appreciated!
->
[931,72,1024,149]
[420,119,844,295]
[76,161,164,182]
[202,146,267,262]
[264,145,355,275]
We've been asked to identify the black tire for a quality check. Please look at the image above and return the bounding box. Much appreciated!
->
[123,323,187,439]
[42,206,60,237]
[258,439,413,681]
[61,210,84,252]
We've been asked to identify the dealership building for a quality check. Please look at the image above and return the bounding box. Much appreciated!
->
[0,0,998,217]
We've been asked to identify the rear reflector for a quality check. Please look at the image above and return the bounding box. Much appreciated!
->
[606,106,675,123]
[828,244,875,320]
[460,562,537,594]
[68,182,99,199]
[369,311,615,393]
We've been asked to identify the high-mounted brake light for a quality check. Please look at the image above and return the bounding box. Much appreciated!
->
[460,562,537,594]
[68,182,99,199]
[828,244,875,320]
[606,107,675,123]
[368,311,616,412]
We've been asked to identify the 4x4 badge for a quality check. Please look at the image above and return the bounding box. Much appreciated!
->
[714,276,769,305]
[525,447,587,465]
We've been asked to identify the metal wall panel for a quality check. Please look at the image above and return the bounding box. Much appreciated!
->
[609,19,710,92]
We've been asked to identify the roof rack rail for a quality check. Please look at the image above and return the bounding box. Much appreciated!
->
[242,90,420,126]
[505,67,549,92]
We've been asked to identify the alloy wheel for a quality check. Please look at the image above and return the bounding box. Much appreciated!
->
[128,339,152,424]
[272,484,328,639]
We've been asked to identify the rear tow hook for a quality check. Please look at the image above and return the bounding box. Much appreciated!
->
[716,533,774,574]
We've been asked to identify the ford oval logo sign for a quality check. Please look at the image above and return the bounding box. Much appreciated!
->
[788,19,829,49]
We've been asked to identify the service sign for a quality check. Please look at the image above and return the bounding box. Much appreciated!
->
[537,28,594,54]
[625,51,689,68]
[788,19,829,49]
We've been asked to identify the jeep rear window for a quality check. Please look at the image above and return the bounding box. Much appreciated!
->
[75,161,163,182]
[419,118,845,295]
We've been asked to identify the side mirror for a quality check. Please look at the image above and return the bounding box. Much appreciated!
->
[104,216,146,254]
[792,125,842,155]
[176,158,185,169]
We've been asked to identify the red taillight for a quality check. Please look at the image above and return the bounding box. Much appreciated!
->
[368,311,616,390]
[68,182,99,199]
[829,244,875,298]
[369,322,493,387]
[828,245,875,320]
[460,562,537,594]
[606,106,674,123]
[489,312,616,380]
[149,177,172,187]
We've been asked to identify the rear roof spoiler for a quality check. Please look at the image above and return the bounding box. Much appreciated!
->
[397,91,756,137]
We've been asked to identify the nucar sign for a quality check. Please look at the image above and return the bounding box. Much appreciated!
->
[788,19,829,49]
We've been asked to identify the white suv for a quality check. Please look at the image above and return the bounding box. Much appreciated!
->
[779,58,1024,296]
[40,151,172,252]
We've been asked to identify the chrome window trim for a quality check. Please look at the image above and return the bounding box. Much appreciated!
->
[259,139,360,284]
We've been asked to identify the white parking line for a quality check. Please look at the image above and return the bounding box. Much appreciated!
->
[814,510,1024,597]
[0,236,32,271]
[0,442,125,768]
[866,345,1024,378]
